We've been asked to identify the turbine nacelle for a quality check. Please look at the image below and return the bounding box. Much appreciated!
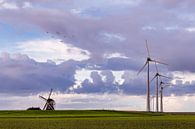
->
[147,57,152,62]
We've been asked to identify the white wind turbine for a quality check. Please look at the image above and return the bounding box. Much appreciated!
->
[151,63,170,112]
[138,40,168,112]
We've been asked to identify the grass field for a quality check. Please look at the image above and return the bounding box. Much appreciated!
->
[0,110,194,129]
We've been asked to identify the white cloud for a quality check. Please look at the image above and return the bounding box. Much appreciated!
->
[70,8,83,15]
[110,0,141,5]
[164,26,179,31]
[0,1,18,10]
[142,26,157,31]
[75,69,93,83]
[72,69,124,93]
[172,71,195,84]
[74,69,125,86]
[185,27,195,32]
[102,32,126,43]
[16,39,91,64]
[104,52,128,59]
[22,2,32,8]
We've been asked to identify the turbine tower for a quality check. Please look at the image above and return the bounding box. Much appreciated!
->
[159,81,172,112]
[151,63,169,112]
[138,40,167,112]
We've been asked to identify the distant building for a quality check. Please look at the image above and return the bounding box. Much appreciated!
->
[27,107,41,110]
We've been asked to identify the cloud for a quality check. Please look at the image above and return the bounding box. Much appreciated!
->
[0,51,158,96]
[73,71,119,94]
[0,1,18,10]
[2,0,195,73]
[71,68,195,96]
[71,70,149,95]
[0,52,76,95]
[16,38,90,64]
[0,51,194,98]
[0,0,33,9]
[1,0,195,98]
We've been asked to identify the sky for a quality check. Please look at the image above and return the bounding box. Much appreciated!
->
[0,0,195,112]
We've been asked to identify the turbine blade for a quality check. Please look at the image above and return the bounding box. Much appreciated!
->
[159,76,163,83]
[174,76,184,79]
[39,96,47,101]
[161,82,174,87]
[159,74,172,79]
[137,61,148,75]
[155,62,159,73]
[151,75,157,82]
[164,83,173,86]
[163,84,172,88]
[145,40,151,57]
[152,60,168,65]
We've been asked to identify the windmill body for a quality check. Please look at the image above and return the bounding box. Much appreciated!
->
[45,98,55,110]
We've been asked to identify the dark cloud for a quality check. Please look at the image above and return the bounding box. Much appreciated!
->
[0,53,76,95]
[72,70,158,95]
[165,80,195,96]
[0,53,143,95]
[0,52,193,97]
[102,57,141,71]
[81,57,142,71]
[71,69,195,96]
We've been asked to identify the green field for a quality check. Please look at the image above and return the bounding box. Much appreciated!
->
[0,110,195,129]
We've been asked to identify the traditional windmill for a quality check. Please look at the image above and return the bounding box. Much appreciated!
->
[39,89,55,110]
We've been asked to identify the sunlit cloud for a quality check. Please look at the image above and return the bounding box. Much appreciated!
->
[16,39,91,64]
[0,1,18,10]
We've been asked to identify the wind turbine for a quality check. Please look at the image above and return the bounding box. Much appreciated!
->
[151,63,169,112]
[159,81,173,112]
[138,40,167,112]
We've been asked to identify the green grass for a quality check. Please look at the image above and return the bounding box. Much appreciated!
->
[0,110,194,129]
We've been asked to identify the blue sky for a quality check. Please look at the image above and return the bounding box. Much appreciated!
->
[0,0,195,112]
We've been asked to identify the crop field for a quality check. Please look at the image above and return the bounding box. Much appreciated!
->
[0,110,194,129]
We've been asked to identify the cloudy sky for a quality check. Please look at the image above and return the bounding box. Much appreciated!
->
[0,0,195,112]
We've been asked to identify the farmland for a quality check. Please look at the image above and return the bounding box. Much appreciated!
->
[0,110,194,129]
